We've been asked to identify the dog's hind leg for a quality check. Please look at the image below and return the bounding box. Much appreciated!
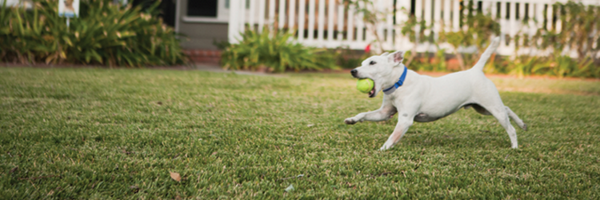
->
[486,106,519,149]
[506,106,527,131]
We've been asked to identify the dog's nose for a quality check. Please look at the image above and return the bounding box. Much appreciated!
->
[350,69,357,77]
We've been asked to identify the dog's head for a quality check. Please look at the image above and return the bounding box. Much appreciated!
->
[350,51,405,98]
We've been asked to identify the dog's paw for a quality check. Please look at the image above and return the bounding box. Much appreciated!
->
[344,118,357,125]
[379,143,392,151]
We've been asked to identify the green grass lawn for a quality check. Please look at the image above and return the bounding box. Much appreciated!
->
[1,67,599,199]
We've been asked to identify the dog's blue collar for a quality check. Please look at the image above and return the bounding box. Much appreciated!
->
[382,66,407,95]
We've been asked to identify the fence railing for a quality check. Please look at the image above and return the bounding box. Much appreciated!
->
[227,0,600,56]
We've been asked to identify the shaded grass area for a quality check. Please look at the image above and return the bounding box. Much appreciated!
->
[1,67,599,199]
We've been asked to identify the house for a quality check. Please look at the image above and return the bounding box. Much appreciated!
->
[129,0,230,63]
[172,0,231,63]
[140,0,600,63]
[174,0,230,50]
[132,0,228,50]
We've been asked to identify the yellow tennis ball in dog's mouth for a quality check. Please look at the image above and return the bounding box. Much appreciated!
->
[356,78,374,93]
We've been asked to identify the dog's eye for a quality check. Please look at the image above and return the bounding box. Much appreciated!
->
[369,61,376,65]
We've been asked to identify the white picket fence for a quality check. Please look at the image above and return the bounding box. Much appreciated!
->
[227,0,600,56]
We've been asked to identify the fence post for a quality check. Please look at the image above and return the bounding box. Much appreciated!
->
[415,0,423,47]
[268,0,276,32]
[298,0,306,41]
[327,0,335,45]
[228,0,241,44]
[443,0,451,31]
[337,3,345,43]
[258,0,266,32]
[249,0,256,32]
[517,1,525,55]
[317,0,325,43]
[279,0,286,30]
[347,4,355,44]
[356,1,364,44]
[499,1,507,53]
[238,0,246,33]
[546,3,553,31]
[396,0,411,49]
[376,0,385,52]
[385,0,394,50]
[433,0,442,46]
[424,0,433,47]
[308,0,316,41]
[527,2,536,55]
[452,0,460,32]
[509,1,516,52]
[289,0,296,33]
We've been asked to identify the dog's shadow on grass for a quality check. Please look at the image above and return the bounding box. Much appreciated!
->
[396,128,515,150]
[341,118,516,150]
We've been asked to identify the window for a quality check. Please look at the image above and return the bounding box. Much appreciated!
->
[183,0,230,23]
[187,0,217,17]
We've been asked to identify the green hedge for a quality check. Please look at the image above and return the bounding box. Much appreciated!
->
[221,29,338,72]
[0,0,187,67]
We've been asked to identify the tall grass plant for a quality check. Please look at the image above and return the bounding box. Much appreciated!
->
[0,0,187,67]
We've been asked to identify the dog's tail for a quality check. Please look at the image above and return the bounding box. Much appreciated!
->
[471,37,500,72]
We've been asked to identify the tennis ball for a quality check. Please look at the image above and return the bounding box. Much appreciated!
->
[356,78,374,93]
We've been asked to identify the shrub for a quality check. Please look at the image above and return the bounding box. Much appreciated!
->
[332,46,369,69]
[525,1,600,78]
[220,29,338,72]
[440,12,500,70]
[0,0,187,67]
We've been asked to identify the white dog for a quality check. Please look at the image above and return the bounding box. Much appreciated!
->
[345,37,527,150]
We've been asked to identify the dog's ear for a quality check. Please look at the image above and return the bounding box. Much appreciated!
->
[387,51,404,65]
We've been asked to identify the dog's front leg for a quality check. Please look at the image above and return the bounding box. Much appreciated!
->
[380,113,415,151]
[344,100,396,125]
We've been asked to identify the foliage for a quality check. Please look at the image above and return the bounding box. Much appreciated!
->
[332,46,371,69]
[0,0,187,67]
[534,2,600,60]
[339,0,599,78]
[220,29,338,72]
[2,67,600,198]
[337,55,363,69]
[494,1,600,78]
[505,54,597,78]
[520,1,600,78]
[212,38,230,51]
[343,0,389,54]
[398,14,429,67]
[440,11,501,70]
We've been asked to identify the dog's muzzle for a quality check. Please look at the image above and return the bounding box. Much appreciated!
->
[350,69,377,98]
